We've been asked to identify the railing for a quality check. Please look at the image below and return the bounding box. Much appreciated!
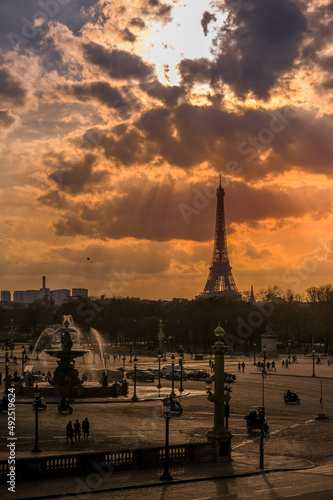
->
[0,442,217,483]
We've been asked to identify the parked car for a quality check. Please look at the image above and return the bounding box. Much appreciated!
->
[148,369,162,377]
[126,370,155,381]
[165,370,188,380]
[161,365,182,376]
[136,370,155,382]
[188,369,208,380]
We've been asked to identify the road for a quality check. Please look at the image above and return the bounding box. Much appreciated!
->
[86,466,333,500]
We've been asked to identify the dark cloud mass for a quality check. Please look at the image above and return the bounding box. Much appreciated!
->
[68,81,130,116]
[0,0,101,50]
[83,42,154,80]
[0,68,26,106]
[0,110,15,127]
[47,178,333,243]
[201,11,217,37]
[210,0,307,98]
[48,154,108,194]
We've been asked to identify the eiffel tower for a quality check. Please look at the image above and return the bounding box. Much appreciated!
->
[200,176,241,299]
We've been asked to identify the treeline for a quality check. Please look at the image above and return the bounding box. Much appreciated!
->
[1,284,333,354]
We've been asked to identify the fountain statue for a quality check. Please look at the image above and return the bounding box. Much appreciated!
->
[43,317,89,389]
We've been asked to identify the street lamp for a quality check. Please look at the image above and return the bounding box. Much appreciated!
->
[253,343,257,366]
[260,346,266,469]
[170,354,176,397]
[179,355,184,393]
[288,340,291,363]
[157,352,162,390]
[312,349,316,377]
[131,356,139,402]
[5,352,9,394]
[160,398,173,481]
[205,323,232,457]
[129,342,133,363]
[22,346,26,374]
[32,384,42,453]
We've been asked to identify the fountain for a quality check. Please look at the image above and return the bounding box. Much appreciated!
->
[43,318,89,389]
[18,316,127,398]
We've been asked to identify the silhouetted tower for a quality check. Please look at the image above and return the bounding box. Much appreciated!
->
[201,176,241,298]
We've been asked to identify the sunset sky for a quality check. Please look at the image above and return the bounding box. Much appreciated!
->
[1,0,333,300]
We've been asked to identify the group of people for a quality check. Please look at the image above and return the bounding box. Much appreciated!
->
[238,362,246,372]
[66,418,90,444]
[257,360,276,371]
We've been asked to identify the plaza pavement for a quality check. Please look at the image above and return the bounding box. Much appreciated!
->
[1,451,314,500]
[1,350,331,498]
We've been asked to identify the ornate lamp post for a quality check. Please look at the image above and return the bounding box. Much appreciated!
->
[178,354,184,393]
[312,349,316,377]
[160,397,173,481]
[157,352,162,390]
[170,354,176,397]
[131,356,139,402]
[224,376,233,430]
[129,342,133,363]
[253,343,257,366]
[32,384,42,453]
[205,323,232,457]
[260,346,267,469]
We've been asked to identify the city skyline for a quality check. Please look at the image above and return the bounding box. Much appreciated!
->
[0,1,333,300]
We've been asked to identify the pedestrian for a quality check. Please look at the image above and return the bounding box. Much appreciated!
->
[267,361,270,371]
[0,372,2,384]
[66,421,74,444]
[238,362,241,372]
[82,418,90,440]
[282,360,285,367]
[286,359,289,368]
[257,361,261,371]
[74,419,81,442]
[272,360,276,371]
[242,361,245,373]
[211,362,214,371]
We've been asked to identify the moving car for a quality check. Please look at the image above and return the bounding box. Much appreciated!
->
[136,370,155,382]
[165,370,188,380]
[188,369,208,380]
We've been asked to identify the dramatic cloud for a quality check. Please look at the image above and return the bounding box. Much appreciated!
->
[83,42,154,80]
[0,68,26,106]
[48,154,108,194]
[209,0,308,98]
[1,0,333,299]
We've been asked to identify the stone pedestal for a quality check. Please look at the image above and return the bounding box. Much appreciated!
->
[261,331,278,357]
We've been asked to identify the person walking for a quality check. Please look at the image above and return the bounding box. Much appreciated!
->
[238,362,241,372]
[66,421,74,444]
[271,360,276,371]
[241,361,245,373]
[82,418,90,440]
[74,419,81,442]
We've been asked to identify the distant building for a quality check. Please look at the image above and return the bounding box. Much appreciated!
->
[13,291,25,303]
[1,290,11,302]
[51,289,70,304]
[72,288,88,298]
